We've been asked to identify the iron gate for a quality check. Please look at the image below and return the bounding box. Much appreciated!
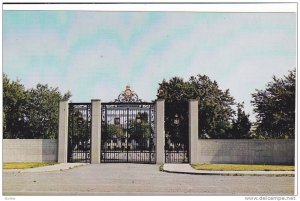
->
[165,102,189,163]
[67,103,91,163]
[101,86,155,163]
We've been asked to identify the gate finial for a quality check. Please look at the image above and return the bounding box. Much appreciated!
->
[115,85,142,102]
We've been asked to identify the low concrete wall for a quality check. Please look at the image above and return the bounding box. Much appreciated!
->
[3,139,58,162]
[197,139,295,165]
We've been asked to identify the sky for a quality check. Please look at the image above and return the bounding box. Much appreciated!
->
[3,11,296,121]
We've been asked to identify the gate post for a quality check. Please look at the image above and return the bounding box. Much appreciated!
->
[58,101,69,163]
[155,99,165,164]
[189,100,198,165]
[91,99,101,164]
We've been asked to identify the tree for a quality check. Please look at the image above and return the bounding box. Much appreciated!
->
[26,84,71,139]
[128,121,151,140]
[107,124,124,138]
[230,103,252,139]
[67,108,91,152]
[251,69,295,139]
[3,74,71,139]
[3,74,29,138]
[189,75,236,139]
[157,75,251,139]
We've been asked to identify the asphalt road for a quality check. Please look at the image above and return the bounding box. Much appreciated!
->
[3,164,295,196]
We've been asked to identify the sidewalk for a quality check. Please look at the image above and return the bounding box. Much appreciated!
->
[3,163,87,173]
[163,164,295,177]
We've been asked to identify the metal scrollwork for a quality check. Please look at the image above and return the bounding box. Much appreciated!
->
[68,103,92,163]
[115,85,142,102]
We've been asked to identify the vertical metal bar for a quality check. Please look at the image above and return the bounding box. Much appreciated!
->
[68,105,73,160]
[88,104,90,163]
[121,107,123,162]
[72,105,74,163]
[69,105,71,162]
[127,107,129,163]
[86,105,88,163]
[134,104,136,162]
[105,105,108,163]
[148,106,151,163]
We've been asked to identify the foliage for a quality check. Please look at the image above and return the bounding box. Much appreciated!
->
[157,75,251,139]
[159,164,164,171]
[68,109,91,143]
[229,103,252,139]
[108,124,124,138]
[100,123,124,147]
[165,102,189,145]
[3,74,71,139]
[3,74,29,138]
[251,69,295,139]
[27,84,71,139]
[128,121,151,140]
[101,111,153,149]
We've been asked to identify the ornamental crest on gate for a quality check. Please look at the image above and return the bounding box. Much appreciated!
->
[115,85,142,102]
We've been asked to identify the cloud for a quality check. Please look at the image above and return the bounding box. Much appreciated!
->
[3,11,296,121]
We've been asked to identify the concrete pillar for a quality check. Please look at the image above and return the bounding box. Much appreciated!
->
[58,101,68,163]
[155,99,165,164]
[91,99,101,164]
[189,100,198,165]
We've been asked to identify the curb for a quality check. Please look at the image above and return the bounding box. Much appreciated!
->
[162,165,295,177]
[162,169,294,177]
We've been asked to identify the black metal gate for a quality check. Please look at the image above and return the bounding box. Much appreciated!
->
[68,103,91,163]
[165,102,189,163]
[101,86,155,163]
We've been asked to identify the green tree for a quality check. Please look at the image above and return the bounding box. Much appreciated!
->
[3,74,71,139]
[68,109,91,143]
[108,124,124,138]
[101,122,125,145]
[189,75,236,139]
[128,121,151,140]
[3,74,29,138]
[127,116,152,149]
[27,84,71,139]
[251,69,295,139]
[164,101,189,147]
[157,75,251,139]
[230,103,252,139]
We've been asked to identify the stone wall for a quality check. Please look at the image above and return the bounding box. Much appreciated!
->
[197,139,294,165]
[3,139,295,164]
[3,139,58,162]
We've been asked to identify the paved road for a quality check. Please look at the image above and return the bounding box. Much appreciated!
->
[3,164,295,196]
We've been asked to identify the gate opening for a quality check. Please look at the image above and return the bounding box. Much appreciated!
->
[165,102,189,163]
[67,103,91,163]
[101,86,156,163]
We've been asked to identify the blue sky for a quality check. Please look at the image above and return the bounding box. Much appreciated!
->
[3,11,296,121]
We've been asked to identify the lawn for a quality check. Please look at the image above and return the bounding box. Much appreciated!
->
[3,162,57,169]
[192,164,294,171]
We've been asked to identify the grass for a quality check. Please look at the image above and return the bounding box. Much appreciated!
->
[159,164,164,171]
[3,162,57,169]
[191,164,294,171]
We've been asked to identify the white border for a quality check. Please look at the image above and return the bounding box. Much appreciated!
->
[1,1,298,200]
[3,3,297,12]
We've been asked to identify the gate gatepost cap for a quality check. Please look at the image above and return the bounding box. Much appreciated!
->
[91,99,101,102]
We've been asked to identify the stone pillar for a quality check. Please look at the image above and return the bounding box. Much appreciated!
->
[91,99,101,164]
[58,101,68,163]
[155,99,165,164]
[189,100,198,165]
